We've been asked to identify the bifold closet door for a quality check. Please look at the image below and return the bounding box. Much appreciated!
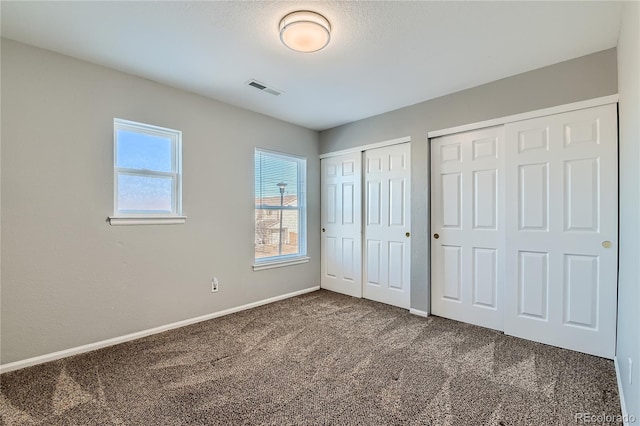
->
[504,104,618,359]
[363,143,411,309]
[431,126,505,331]
[320,152,362,298]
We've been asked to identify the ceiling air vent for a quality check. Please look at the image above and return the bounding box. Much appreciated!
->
[246,79,284,96]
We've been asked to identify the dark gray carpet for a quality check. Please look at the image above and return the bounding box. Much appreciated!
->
[0,290,621,425]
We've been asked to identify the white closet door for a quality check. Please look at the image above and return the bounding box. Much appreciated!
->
[321,152,362,298]
[431,127,505,330]
[504,104,618,359]
[363,143,411,309]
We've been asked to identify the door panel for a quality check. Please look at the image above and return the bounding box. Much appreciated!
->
[342,183,355,224]
[325,237,337,277]
[442,173,462,228]
[504,103,617,358]
[389,179,405,226]
[565,159,599,231]
[341,238,355,280]
[363,143,411,309]
[563,254,598,328]
[326,185,337,224]
[442,245,462,301]
[431,126,505,331]
[367,240,381,284]
[473,170,497,229]
[367,181,381,225]
[519,163,549,230]
[517,250,548,320]
[472,247,497,308]
[321,153,362,298]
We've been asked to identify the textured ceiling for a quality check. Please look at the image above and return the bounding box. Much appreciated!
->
[0,1,624,130]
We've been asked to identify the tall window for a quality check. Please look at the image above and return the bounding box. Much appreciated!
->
[110,118,183,225]
[254,149,307,265]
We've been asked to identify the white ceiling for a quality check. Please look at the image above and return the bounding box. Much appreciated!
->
[1,1,623,131]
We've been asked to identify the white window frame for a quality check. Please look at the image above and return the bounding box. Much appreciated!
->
[108,118,186,226]
[253,148,309,270]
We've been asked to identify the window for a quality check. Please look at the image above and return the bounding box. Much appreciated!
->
[109,118,185,225]
[254,149,308,269]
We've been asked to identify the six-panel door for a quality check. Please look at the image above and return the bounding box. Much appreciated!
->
[320,103,618,359]
[504,104,618,358]
[320,152,363,298]
[363,143,411,309]
[430,126,506,331]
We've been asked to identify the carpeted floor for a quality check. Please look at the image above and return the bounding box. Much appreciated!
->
[0,290,621,425]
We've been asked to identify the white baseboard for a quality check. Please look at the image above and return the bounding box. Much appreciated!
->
[614,356,631,426]
[0,286,320,374]
[410,308,429,318]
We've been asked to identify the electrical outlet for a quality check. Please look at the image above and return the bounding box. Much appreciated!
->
[211,277,219,293]
[629,358,633,385]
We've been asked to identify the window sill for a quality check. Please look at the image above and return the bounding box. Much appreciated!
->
[253,256,310,271]
[108,216,187,226]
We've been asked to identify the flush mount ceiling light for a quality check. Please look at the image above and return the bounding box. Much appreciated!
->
[279,11,331,53]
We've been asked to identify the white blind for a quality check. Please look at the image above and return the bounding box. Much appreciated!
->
[254,149,306,261]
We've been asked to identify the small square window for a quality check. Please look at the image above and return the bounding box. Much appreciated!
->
[109,119,185,225]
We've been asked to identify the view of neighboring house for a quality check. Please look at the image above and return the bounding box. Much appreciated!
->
[1,2,638,423]
[255,195,299,258]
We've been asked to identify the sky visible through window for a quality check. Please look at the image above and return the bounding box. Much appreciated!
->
[254,152,299,202]
[116,130,174,213]
[117,130,172,172]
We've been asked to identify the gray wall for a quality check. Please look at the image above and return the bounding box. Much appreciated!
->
[319,48,618,312]
[616,1,639,419]
[0,39,320,364]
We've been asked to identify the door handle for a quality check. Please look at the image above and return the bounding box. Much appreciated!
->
[433,233,440,239]
[602,240,611,248]
[322,228,326,232]
[405,232,410,237]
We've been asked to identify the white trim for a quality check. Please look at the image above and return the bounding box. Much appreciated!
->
[410,308,429,318]
[114,118,183,135]
[108,216,187,225]
[253,256,311,271]
[614,356,633,426]
[254,148,308,264]
[255,147,306,161]
[113,118,183,217]
[319,136,411,159]
[0,286,320,374]
[427,94,619,138]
